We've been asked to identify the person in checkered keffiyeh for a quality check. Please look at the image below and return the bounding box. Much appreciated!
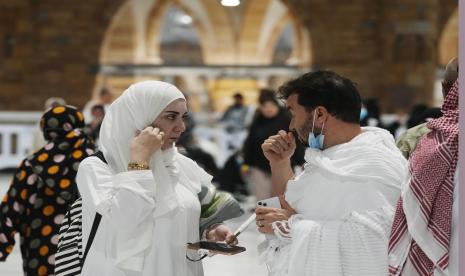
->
[388,79,459,276]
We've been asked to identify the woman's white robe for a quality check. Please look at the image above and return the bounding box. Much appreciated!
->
[78,153,210,276]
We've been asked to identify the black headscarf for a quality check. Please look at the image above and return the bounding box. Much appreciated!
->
[28,105,95,201]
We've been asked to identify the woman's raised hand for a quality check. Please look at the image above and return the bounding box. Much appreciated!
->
[130,126,165,164]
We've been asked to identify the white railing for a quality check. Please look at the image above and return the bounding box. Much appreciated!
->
[0,110,242,170]
[0,112,41,170]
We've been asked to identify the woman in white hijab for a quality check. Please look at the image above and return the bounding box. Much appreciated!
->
[76,81,243,275]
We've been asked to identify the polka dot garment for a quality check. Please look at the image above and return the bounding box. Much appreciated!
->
[0,105,95,275]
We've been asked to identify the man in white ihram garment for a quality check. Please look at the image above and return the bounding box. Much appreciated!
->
[76,81,243,275]
[254,70,408,275]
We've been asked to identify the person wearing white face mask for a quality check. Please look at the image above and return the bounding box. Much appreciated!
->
[254,70,408,275]
[76,81,243,276]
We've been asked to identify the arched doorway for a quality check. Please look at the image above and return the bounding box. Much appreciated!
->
[438,9,458,66]
[94,0,312,113]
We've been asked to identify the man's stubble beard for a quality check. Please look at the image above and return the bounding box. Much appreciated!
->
[296,114,313,146]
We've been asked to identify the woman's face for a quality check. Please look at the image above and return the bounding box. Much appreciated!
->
[259,101,279,118]
[151,99,188,150]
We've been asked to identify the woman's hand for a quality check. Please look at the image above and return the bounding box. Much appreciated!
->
[255,196,296,234]
[130,127,164,164]
[206,224,238,245]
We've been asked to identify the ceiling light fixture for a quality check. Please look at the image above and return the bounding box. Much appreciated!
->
[221,0,240,7]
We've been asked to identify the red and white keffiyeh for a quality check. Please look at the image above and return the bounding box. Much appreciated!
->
[388,80,459,275]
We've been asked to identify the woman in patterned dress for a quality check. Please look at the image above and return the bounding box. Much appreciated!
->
[0,105,95,275]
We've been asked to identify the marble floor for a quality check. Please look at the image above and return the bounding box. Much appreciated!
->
[0,173,268,276]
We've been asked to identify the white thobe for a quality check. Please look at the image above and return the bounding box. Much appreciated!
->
[260,127,408,276]
[77,156,204,276]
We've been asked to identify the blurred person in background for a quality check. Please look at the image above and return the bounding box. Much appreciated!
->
[83,87,114,122]
[30,97,67,153]
[177,134,220,183]
[406,104,429,129]
[219,92,252,153]
[384,109,409,139]
[216,151,249,201]
[242,89,304,201]
[0,105,95,275]
[359,98,383,127]
[85,104,105,147]
[220,92,249,134]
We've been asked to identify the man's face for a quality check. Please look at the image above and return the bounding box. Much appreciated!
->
[286,94,314,144]
[91,108,104,120]
[234,96,243,105]
[151,99,188,150]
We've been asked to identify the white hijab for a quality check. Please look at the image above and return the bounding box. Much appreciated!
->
[98,81,186,270]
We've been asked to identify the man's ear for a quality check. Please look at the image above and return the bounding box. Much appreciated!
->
[315,106,329,123]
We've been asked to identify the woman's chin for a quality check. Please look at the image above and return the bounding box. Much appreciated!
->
[161,142,175,150]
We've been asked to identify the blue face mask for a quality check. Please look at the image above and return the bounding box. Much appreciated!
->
[360,107,368,121]
[307,110,325,150]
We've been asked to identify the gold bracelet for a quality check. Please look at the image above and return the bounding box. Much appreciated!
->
[127,162,150,170]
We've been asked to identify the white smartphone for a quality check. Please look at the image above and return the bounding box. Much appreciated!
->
[256,197,281,239]
[256,197,281,209]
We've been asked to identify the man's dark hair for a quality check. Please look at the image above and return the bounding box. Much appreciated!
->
[278,70,361,123]
[233,93,244,100]
[91,104,105,113]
